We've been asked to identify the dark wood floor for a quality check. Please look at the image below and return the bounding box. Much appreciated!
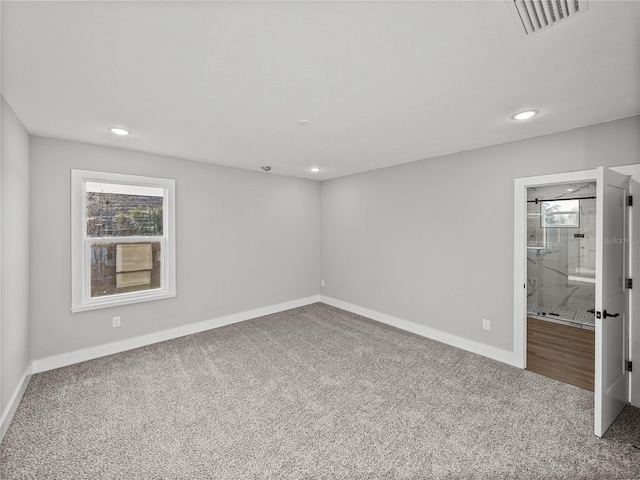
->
[526,317,595,391]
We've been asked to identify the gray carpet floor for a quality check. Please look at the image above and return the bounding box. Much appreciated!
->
[1,302,639,479]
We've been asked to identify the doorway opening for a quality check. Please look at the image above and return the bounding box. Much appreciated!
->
[514,167,631,437]
[525,181,597,391]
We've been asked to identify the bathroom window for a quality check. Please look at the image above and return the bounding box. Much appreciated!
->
[540,199,580,227]
[71,170,176,312]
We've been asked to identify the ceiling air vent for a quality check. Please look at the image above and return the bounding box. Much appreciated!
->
[508,0,589,37]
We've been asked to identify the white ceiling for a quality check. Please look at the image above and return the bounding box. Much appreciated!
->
[2,1,639,180]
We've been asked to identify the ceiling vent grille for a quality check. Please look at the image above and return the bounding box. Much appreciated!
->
[510,0,589,37]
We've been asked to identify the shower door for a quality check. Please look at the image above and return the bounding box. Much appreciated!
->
[594,167,630,437]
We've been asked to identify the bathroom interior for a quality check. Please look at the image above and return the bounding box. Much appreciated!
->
[526,181,597,391]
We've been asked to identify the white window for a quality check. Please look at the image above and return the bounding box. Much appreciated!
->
[71,170,176,312]
[540,199,580,227]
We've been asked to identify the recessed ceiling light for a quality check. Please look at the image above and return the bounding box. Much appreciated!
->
[567,188,576,192]
[511,110,539,121]
[309,167,321,173]
[298,120,312,127]
[108,127,131,135]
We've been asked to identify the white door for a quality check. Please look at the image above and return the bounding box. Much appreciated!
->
[594,167,630,437]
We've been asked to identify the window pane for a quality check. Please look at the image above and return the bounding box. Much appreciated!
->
[86,182,163,197]
[87,190,163,237]
[90,241,162,298]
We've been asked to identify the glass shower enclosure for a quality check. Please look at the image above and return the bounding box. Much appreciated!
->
[526,182,596,328]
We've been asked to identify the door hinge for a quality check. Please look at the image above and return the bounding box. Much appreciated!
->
[627,361,633,372]
[628,195,633,206]
[628,278,633,289]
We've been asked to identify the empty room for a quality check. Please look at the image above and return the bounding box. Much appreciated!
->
[1,1,639,478]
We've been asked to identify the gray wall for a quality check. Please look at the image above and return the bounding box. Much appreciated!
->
[17,116,640,366]
[1,97,31,415]
[320,116,640,351]
[30,136,321,361]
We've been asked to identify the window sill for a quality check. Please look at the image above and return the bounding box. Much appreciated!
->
[71,291,176,313]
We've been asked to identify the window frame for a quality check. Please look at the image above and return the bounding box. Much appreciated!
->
[71,169,176,312]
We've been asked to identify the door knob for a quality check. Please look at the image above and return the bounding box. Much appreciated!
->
[603,310,620,318]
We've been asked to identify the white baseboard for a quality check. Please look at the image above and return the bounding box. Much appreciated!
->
[320,296,518,367]
[1,363,32,441]
[32,295,321,374]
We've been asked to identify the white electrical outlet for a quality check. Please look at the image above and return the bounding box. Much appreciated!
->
[321,280,325,287]
[482,319,491,331]
[113,316,121,328]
